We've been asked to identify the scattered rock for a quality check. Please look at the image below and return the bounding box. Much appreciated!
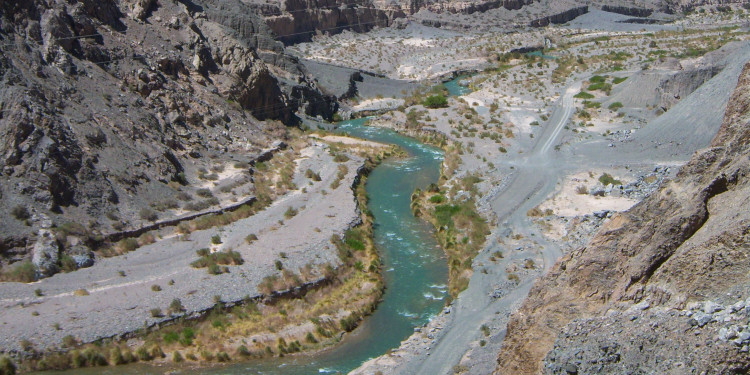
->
[31,229,60,277]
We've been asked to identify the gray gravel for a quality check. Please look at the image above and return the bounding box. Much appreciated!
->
[0,142,363,353]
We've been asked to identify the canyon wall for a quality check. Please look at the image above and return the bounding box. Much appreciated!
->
[496,61,750,374]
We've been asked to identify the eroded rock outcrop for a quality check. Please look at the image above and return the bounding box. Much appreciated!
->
[496,61,750,374]
[601,4,654,17]
[261,0,404,45]
[0,0,334,278]
[425,0,537,14]
[659,0,747,13]
[657,65,723,111]
[530,6,588,27]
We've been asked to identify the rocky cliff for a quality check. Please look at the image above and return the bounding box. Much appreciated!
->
[658,0,748,13]
[259,0,404,45]
[0,0,334,278]
[530,6,588,27]
[496,61,750,374]
[657,65,723,111]
[249,0,545,44]
[424,0,538,14]
[601,4,654,17]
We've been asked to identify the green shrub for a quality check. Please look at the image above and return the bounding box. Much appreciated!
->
[424,95,448,108]
[305,332,318,343]
[82,347,108,366]
[148,344,165,359]
[284,207,298,219]
[343,229,366,252]
[333,153,349,163]
[207,264,223,275]
[196,248,210,257]
[613,77,627,84]
[237,345,251,357]
[135,346,151,361]
[196,188,213,198]
[116,238,139,253]
[163,331,179,344]
[588,82,612,93]
[169,298,186,315]
[109,347,125,365]
[598,173,622,186]
[70,350,85,368]
[191,249,243,275]
[583,100,601,109]
[340,315,359,332]
[172,351,184,363]
[216,352,230,362]
[0,356,16,375]
[429,195,446,204]
[608,102,623,110]
[60,255,77,272]
[179,327,195,346]
[10,205,29,220]
[574,91,594,99]
[8,262,36,282]
[61,335,77,348]
[139,208,158,222]
[305,169,322,181]
[434,205,461,227]
[211,235,222,244]
[245,234,258,244]
[37,353,71,370]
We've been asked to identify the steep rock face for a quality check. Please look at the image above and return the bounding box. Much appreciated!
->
[260,0,403,45]
[657,65,722,111]
[425,0,537,14]
[496,61,750,374]
[601,5,654,17]
[254,0,543,44]
[659,0,747,13]
[530,6,588,27]
[0,0,334,276]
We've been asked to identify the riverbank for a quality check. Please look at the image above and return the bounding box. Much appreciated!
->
[345,12,750,372]
[1,134,401,373]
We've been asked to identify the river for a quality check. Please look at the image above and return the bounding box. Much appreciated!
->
[48,75,477,375]
[192,119,448,374]
[57,119,448,375]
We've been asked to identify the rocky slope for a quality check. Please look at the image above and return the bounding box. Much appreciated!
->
[496,61,750,374]
[0,0,335,277]
[658,0,748,13]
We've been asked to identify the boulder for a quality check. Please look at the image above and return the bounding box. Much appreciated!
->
[32,229,60,277]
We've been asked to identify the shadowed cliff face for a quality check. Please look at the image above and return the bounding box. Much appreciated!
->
[0,0,335,275]
[659,0,748,13]
[264,0,404,45]
[252,0,544,45]
[496,61,750,374]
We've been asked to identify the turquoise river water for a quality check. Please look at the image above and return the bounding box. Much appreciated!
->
[56,119,448,375]
[49,75,477,375]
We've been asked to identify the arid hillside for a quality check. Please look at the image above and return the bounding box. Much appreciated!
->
[0,0,335,277]
[497,61,750,374]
